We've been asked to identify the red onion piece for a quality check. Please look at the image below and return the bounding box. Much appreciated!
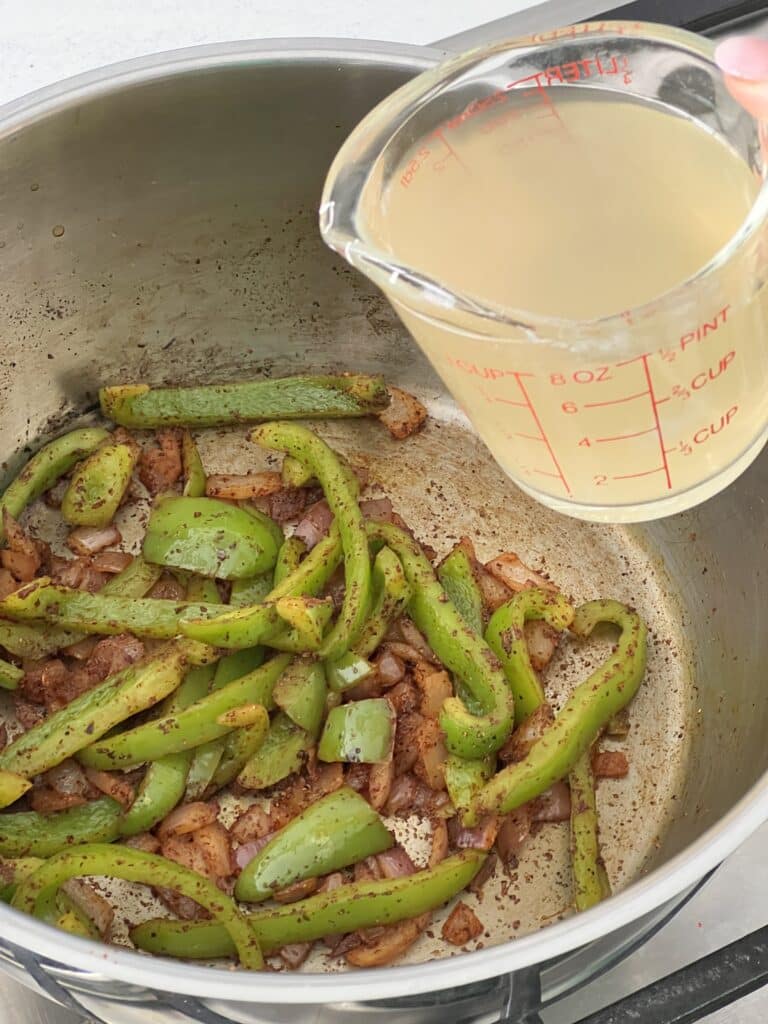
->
[66,525,122,556]
[293,500,333,550]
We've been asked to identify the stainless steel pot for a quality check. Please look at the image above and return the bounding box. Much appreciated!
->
[0,37,766,1024]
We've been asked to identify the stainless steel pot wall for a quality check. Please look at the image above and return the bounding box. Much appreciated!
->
[0,38,767,1024]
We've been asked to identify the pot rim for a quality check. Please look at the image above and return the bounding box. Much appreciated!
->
[0,36,766,1002]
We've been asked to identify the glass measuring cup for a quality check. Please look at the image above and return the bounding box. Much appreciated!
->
[320,21,768,522]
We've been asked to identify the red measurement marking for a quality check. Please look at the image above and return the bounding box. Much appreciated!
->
[430,130,468,172]
[583,389,649,409]
[595,427,656,444]
[640,354,672,491]
[532,470,565,480]
[494,396,529,408]
[513,374,571,495]
[513,432,546,442]
[612,466,666,481]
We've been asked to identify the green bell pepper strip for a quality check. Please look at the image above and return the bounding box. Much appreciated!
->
[143,496,279,581]
[0,644,192,797]
[272,658,327,737]
[325,651,374,693]
[180,526,342,648]
[0,797,122,857]
[54,890,101,940]
[0,557,162,661]
[273,536,306,586]
[486,588,575,726]
[569,750,611,911]
[281,455,314,488]
[181,430,206,498]
[437,545,484,636]
[132,849,485,959]
[120,645,219,837]
[0,621,83,660]
[12,844,263,970]
[0,428,109,543]
[241,504,284,553]
[251,422,370,660]
[210,713,270,792]
[79,655,290,770]
[184,744,224,800]
[100,374,390,429]
[274,595,334,650]
[234,787,393,903]
[184,645,267,800]
[0,857,44,902]
[353,545,412,658]
[0,771,31,806]
[0,579,230,640]
[236,711,310,790]
[444,754,495,815]
[318,698,394,764]
[366,520,514,759]
[230,574,273,608]
[469,600,647,823]
[213,647,265,686]
[0,657,23,690]
[61,441,138,528]
[100,555,162,598]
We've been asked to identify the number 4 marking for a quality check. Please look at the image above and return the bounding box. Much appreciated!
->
[578,437,591,447]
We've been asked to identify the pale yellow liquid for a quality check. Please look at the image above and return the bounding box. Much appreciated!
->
[365,91,768,520]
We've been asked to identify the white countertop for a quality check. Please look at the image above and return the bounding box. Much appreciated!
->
[0,0,548,107]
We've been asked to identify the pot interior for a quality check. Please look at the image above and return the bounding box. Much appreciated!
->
[0,50,766,969]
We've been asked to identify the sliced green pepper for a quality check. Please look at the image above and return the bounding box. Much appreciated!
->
[275,595,333,650]
[0,797,122,857]
[181,430,206,498]
[469,600,647,822]
[486,588,575,725]
[184,744,225,801]
[281,455,314,488]
[236,711,310,790]
[0,657,23,690]
[0,771,31,806]
[366,521,514,759]
[100,374,389,428]
[273,536,306,586]
[12,844,263,969]
[0,857,44,902]
[318,698,394,764]
[0,579,229,640]
[0,621,83,660]
[0,644,192,796]
[230,574,273,609]
[184,645,266,800]
[100,555,162,598]
[79,655,289,770]
[445,754,495,815]
[210,720,269,791]
[131,850,485,958]
[61,441,138,528]
[437,544,484,635]
[570,750,611,911]
[326,650,374,693]
[273,658,327,737]
[354,545,411,658]
[120,652,219,837]
[143,496,278,581]
[234,787,392,903]
[0,428,109,543]
[252,423,370,660]
[241,505,284,554]
[180,527,342,648]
